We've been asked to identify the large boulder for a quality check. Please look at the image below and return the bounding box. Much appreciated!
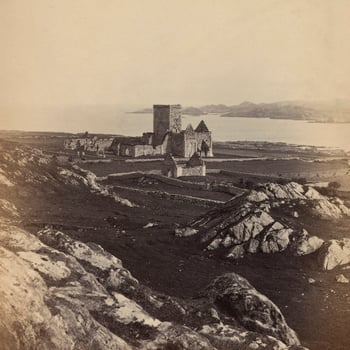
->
[204,273,301,347]
[142,323,216,350]
[291,230,324,256]
[312,199,348,219]
[318,238,350,270]
[260,222,293,253]
[264,182,305,200]
[199,323,308,350]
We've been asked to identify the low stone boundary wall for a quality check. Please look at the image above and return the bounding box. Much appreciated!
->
[105,172,245,196]
[110,184,224,207]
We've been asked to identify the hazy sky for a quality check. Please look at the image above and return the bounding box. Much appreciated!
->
[1,0,349,110]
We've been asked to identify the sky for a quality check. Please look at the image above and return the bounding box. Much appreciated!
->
[1,0,350,130]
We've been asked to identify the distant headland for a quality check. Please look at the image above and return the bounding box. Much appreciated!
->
[131,100,350,123]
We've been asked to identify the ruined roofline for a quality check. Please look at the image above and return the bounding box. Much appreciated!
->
[185,123,194,132]
[152,130,172,147]
[195,120,210,133]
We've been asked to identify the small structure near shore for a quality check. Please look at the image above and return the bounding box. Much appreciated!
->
[162,152,206,178]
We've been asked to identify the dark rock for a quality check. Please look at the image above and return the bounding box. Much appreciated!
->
[204,273,301,346]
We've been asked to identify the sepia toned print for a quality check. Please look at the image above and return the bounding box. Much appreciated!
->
[0,1,350,349]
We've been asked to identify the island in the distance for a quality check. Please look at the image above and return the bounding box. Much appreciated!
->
[131,99,350,123]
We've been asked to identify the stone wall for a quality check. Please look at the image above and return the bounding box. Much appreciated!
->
[162,161,206,178]
[64,137,113,152]
[171,133,186,157]
[184,131,197,158]
[119,144,134,157]
[141,133,154,145]
[133,144,161,157]
[181,164,206,177]
[169,104,182,133]
[91,138,114,152]
[161,154,181,177]
[195,131,213,157]
[160,133,172,155]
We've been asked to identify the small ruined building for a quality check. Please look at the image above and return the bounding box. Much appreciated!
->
[110,104,213,158]
[64,135,114,158]
[162,152,206,178]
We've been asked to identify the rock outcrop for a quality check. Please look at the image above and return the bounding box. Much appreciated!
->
[204,273,301,346]
[335,274,349,283]
[318,238,350,270]
[0,223,307,349]
[183,182,349,259]
[290,230,324,256]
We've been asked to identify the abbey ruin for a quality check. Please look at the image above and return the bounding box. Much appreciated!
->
[64,104,213,159]
[110,104,213,158]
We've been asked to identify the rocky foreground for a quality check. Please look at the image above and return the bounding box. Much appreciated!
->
[1,223,307,350]
[178,182,350,271]
[0,141,310,349]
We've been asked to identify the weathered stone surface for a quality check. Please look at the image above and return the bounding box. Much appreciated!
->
[200,323,296,350]
[247,238,260,253]
[143,323,216,350]
[0,245,132,350]
[227,210,275,244]
[246,190,269,202]
[184,182,348,259]
[304,187,324,200]
[0,220,306,350]
[175,226,199,237]
[226,244,245,259]
[335,274,349,283]
[312,199,346,219]
[261,222,293,253]
[0,224,44,252]
[318,239,350,270]
[264,182,305,200]
[293,234,324,256]
[204,273,301,346]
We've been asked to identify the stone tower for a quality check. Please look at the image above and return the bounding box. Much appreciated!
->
[153,104,182,145]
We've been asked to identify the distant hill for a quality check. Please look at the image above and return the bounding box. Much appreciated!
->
[203,100,350,123]
[217,101,350,123]
[130,100,350,123]
[221,101,315,120]
[200,104,232,114]
[181,106,207,116]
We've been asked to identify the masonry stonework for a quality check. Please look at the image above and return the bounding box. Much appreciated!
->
[161,152,206,178]
[64,104,213,159]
